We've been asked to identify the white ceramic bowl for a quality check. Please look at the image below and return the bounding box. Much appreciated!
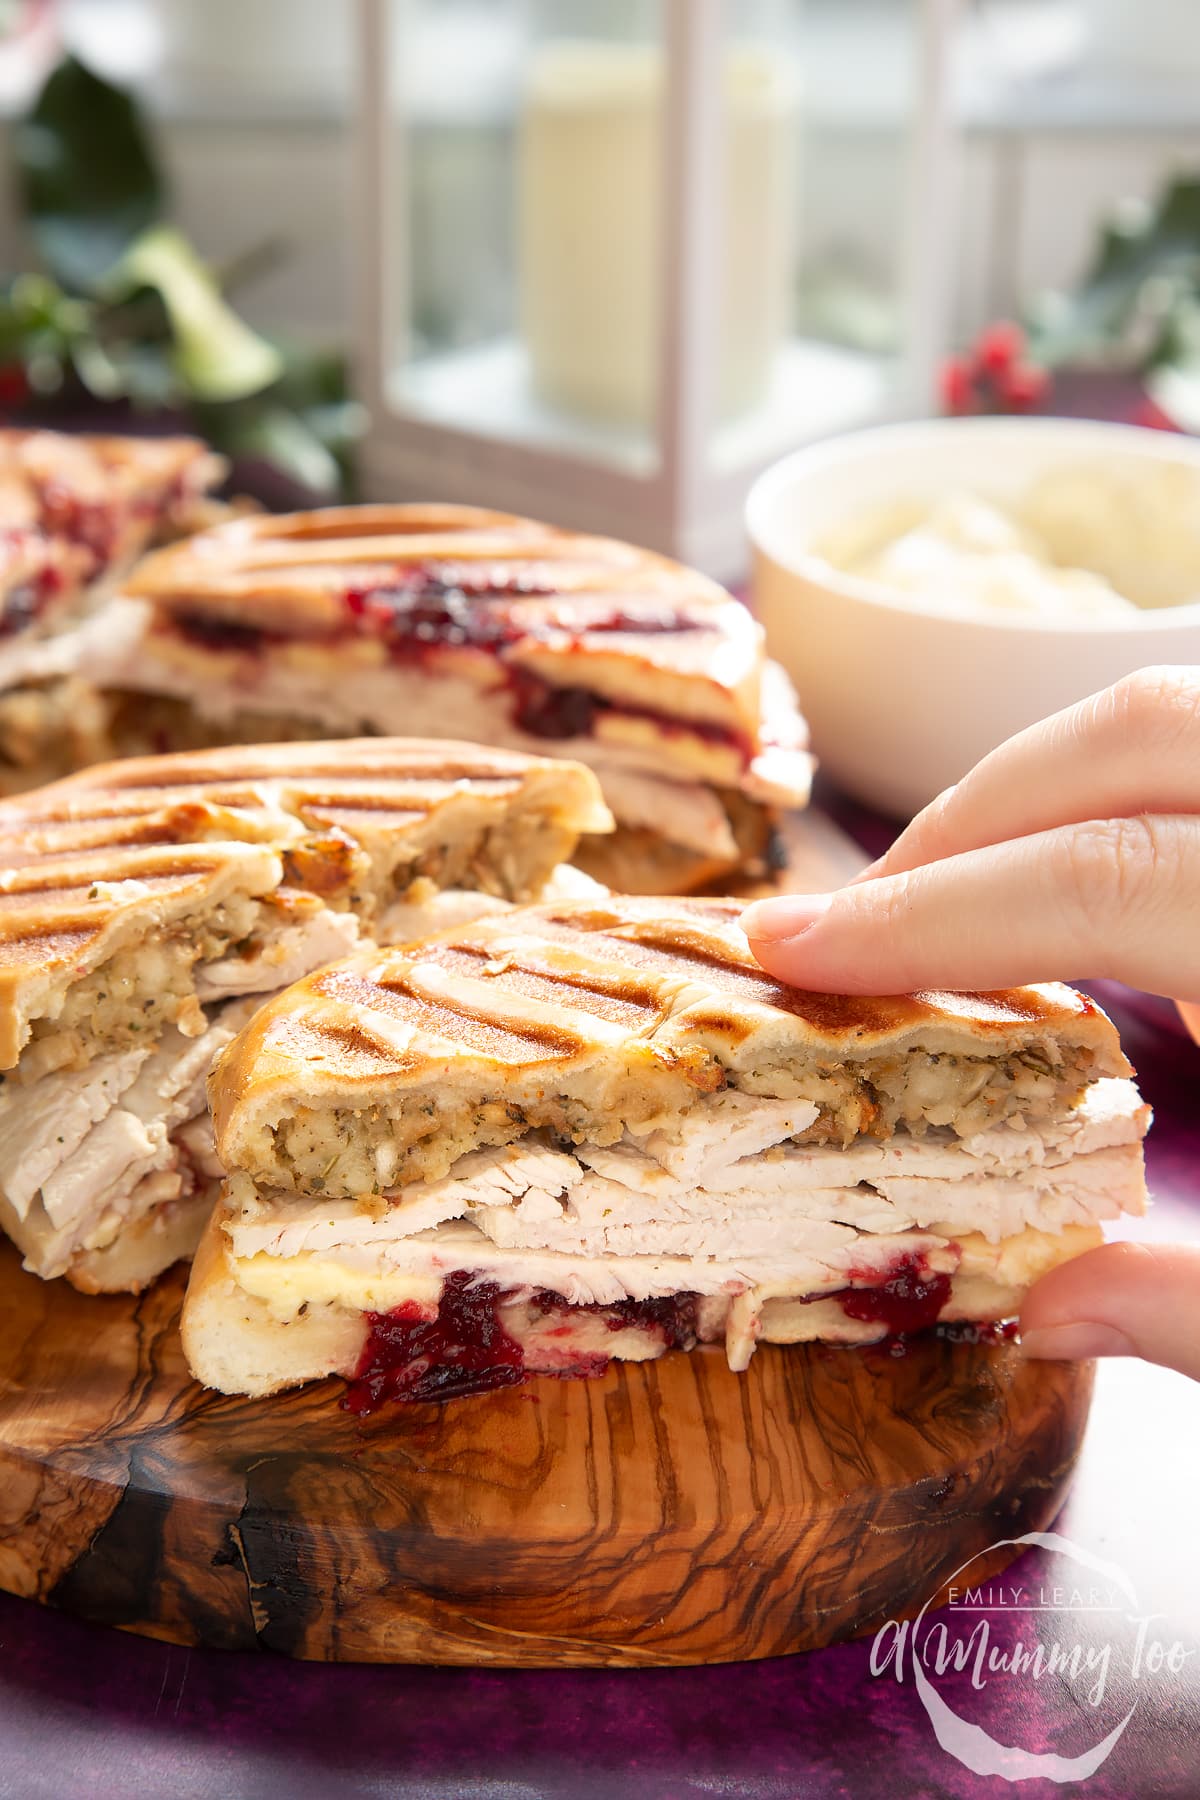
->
[747,416,1200,817]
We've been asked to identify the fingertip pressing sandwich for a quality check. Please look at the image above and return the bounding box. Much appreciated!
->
[185,895,1149,1407]
[88,504,814,891]
[0,738,610,1292]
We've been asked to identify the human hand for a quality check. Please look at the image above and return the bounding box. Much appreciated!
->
[740,666,1200,1380]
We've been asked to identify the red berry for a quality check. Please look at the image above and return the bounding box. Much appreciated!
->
[0,363,29,408]
[939,356,975,416]
[1134,396,1182,433]
[998,363,1050,412]
[973,321,1025,379]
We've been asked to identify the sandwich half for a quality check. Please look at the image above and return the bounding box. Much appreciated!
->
[186,895,1149,1405]
[0,428,225,792]
[0,739,610,1291]
[87,504,813,891]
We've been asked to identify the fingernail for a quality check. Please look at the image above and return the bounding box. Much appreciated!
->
[1019,1322,1137,1361]
[741,893,833,942]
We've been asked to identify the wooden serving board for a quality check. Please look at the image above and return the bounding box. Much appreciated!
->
[0,1246,1093,1665]
[0,807,1095,1665]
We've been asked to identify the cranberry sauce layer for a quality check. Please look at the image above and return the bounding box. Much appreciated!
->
[343,1272,700,1413]
[344,1272,525,1411]
[833,1254,953,1337]
[168,561,756,761]
[341,1257,962,1414]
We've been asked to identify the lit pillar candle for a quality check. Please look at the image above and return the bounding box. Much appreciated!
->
[518,40,798,431]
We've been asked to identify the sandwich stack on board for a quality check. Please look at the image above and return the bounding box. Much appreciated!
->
[0,454,1152,1422]
[0,739,609,1292]
[85,503,814,892]
[184,895,1149,1406]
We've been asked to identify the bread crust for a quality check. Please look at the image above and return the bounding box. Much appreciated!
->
[211,893,1131,1185]
[182,1201,365,1396]
[0,737,610,1067]
[119,502,813,811]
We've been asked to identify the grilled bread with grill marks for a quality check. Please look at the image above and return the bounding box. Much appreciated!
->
[187,896,1147,1402]
[88,505,813,890]
[0,739,609,1292]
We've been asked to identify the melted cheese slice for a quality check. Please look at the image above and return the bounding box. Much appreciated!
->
[234,1252,441,1320]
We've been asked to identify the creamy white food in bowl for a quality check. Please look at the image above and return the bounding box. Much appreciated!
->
[747,416,1200,816]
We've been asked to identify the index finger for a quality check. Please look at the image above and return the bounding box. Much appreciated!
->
[863,665,1200,884]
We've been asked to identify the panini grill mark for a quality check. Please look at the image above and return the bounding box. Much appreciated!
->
[0,802,290,866]
[232,504,529,543]
[0,838,260,883]
[316,957,582,1051]
[6,738,554,805]
[443,913,688,994]
[383,989,583,1066]
[0,748,598,879]
[554,900,1096,1033]
[417,943,669,1033]
[296,805,428,836]
[0,864,218,908]
[225,529,641,570]
[564,927,790,1015]
[282,777,528,801]
[313,961,587,1065]
[515,902,1024,1038]
[124,507,741,669]
[192,534,640,579]
[0,927,95,964]
[915,988,1091,1027]
[616,917,758,970]
[0,817,214,862]
[584,920,1054,1036]
[403,957,631,1051]
[458,900,1108,1044]
[271,1015,430,1081]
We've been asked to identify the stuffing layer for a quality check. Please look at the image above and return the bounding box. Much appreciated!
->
[20,892,269,1080]
[233,1079,1146,1267]
[262,1042,1102,1200]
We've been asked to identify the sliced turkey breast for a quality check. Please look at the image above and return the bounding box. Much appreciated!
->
[226,1077,1147,1270]
[0,999,256,1280]
[194,906,361,1001]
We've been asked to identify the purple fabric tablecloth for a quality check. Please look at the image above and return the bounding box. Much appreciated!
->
[1,983,1197,1800]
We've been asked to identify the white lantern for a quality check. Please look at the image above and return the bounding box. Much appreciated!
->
[354,0,961,577]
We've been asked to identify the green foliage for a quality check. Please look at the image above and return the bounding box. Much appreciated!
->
[16,55,163,291]
[1,53,360,498]
[1029,173,1200,427]
[107,226,284,402]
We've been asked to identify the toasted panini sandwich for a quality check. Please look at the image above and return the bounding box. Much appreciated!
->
[88,504,813,891]
[0,739,609,1292]
[185,895,1148,1405]
[0,428,224,792]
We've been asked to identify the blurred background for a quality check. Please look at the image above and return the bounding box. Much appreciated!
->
[0,0,1198,571]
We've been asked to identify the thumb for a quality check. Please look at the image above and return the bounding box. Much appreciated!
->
[1019,1241,1200,1383]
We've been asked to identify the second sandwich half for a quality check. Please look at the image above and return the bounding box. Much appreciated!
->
[0,738,609,1291]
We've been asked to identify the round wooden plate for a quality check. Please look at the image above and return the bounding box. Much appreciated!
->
[0,1241,1092,1666]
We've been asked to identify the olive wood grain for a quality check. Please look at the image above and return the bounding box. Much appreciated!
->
[0,1243,1093,1666]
